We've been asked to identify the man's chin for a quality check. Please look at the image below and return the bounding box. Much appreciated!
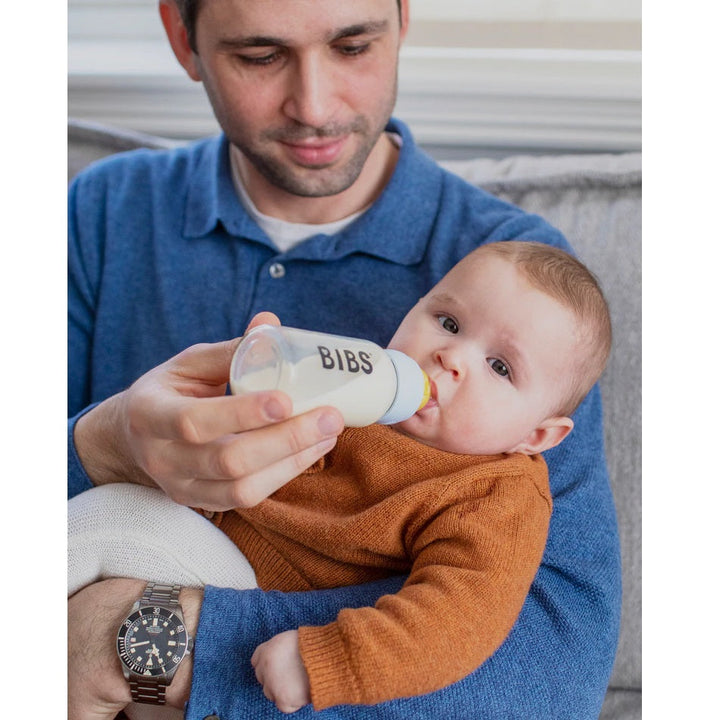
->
[257,162,367,199]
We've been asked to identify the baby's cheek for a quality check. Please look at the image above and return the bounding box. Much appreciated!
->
[439,421,484,455]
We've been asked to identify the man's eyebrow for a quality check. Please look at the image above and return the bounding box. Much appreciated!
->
[331,20,390,41]
[217,35,284,50]
[217,20,390,49]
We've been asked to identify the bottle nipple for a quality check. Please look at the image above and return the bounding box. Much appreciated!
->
[379,350,431,425]
[419,372,431,410]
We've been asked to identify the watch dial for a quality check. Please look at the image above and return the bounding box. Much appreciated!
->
[117,606,189,677]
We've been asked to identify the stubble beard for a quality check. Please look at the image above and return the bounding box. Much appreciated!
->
[231,80,398,198]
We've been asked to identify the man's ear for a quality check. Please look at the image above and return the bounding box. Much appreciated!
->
[511,416,574,455]
[398,0,411,42]
[159,0,202,82]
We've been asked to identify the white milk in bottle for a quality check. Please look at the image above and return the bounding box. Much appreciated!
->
[229,325,430,426]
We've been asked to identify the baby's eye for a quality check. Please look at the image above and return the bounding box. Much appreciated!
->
[488,358,510,377]
[438,315,459,334]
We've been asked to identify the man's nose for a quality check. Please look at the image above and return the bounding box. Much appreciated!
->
[282,53,338,128]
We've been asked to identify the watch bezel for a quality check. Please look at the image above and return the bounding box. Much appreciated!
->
[116,604,191,679]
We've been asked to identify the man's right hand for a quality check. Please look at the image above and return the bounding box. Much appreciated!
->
[73,313,344,511]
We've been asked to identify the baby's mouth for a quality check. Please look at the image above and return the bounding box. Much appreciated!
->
[420,379,439,410]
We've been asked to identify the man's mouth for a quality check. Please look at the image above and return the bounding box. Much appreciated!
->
[280,136,348,166]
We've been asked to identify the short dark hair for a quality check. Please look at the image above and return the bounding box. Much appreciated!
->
[175,0,403,53]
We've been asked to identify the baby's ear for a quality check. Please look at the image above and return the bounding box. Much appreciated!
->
[511,416,574,455]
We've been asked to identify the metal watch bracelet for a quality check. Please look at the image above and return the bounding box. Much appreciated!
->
[130,583,182,705]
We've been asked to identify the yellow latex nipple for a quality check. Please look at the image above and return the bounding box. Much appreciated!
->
[418,372,431,410]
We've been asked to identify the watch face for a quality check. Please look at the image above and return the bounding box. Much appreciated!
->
[117,605,190,677]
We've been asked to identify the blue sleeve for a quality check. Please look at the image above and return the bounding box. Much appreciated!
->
[186,386,621,719]
[68,174,101,419]
[68,405,100,499]
[68,175,100,498]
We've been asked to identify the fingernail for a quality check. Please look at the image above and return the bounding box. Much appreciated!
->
[318,411,343,436]
[264,398,287,421]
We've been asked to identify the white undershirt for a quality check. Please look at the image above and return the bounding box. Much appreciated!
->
[229,133,402,253]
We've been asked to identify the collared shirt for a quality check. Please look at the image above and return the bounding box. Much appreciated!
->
[67,118,620,720]
[69,118,567,420]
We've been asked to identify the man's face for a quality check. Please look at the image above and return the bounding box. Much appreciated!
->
[388,253,580,456]
[189,0,406,198]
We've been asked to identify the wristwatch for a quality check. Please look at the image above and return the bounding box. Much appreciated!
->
[116,582,194,705]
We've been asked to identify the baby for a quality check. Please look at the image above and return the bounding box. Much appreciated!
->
[68,240,611,715]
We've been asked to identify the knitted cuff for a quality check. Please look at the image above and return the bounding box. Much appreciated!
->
[298,622,360,710]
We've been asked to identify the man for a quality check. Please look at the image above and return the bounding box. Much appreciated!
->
[68,1,621,718]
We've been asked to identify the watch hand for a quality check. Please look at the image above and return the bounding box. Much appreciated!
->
[131,641,151,647]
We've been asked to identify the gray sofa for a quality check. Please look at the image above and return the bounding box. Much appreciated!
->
[68,119,641,719]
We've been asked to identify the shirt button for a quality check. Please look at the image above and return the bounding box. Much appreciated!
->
[202,510,215,520]
[268,262,286,279]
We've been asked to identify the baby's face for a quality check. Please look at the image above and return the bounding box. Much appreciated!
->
[388,253,579,455]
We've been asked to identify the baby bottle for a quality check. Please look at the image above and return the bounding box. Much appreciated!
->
[229,325,431,426]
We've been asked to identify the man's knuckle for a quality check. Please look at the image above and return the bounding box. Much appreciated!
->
[216,445,246,479]
[286,423,307,457]
[290,450,312,476]
[229,481,259,509]
[175,410,202,443]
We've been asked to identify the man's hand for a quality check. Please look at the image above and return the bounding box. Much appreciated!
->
[68,579,202,720]
[74,312,344,511]
[251,630,311,714]
[67,578,138,720]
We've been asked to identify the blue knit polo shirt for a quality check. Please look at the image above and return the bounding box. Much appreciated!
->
[68,118,621,719]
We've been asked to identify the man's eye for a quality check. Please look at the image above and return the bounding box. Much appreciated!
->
[237,51,280,66]
[336,43,371,57]
[488,358,510,377]
[438,315,459,334]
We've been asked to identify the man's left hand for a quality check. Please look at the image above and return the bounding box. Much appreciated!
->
[68,578,201,720]
[68,578,142,719]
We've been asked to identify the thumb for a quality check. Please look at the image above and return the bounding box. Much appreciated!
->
[167,338,244,387]
[168,313,282,386]
[245,311,281,333]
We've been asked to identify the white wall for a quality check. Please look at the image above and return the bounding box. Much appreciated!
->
[68,1,641,156]
[410,0,640,22]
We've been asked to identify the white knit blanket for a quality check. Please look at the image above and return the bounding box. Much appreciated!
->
[67,484,257,596]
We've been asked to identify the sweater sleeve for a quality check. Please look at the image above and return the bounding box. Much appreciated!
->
[297,458,552,709]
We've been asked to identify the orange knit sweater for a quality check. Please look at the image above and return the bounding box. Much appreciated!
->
[214,424,552,710]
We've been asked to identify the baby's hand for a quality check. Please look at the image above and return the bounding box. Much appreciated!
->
[251,629,311,714]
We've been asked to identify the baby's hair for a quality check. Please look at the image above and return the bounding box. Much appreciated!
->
[475,241,612,416]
